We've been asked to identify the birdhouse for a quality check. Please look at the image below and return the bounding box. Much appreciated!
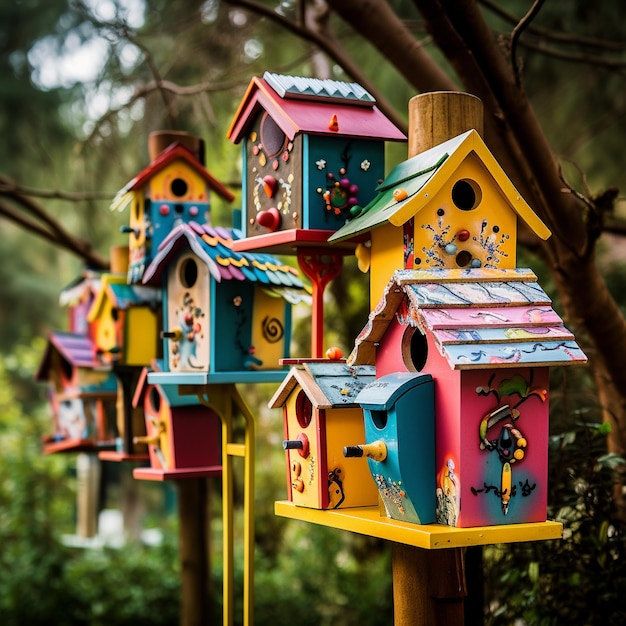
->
[110,132,235,283]
[58,268,102,335]
[349,267,587,527]
[268,361,378,509]
[142,222,309,385]
[348,371,436,524]
[87,273,162,368]
[36,332,118,453]
[131,363,221,480]
[329,128,551,307]
[227,72,405,248]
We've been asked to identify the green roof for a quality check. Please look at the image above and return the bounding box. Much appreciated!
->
[328,132,469,242]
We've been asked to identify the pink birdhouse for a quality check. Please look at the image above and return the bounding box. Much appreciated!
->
[349,267,587,527]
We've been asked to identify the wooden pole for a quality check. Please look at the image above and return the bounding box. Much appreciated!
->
[407,91,484,156]
[178,478,211,626]
[76,453,100,538]
[392,544,467,626]
[391,91,484,626]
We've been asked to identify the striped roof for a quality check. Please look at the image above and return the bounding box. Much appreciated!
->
[142,222,309,301]
[36,332,100,380]
[349,268,587,370]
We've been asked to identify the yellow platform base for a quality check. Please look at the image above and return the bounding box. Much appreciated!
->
[274,501,562,549]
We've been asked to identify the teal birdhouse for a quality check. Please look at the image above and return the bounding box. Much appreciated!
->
[346,372,436,524]
[227,72,405,251]
[142,222,309,385]
[110,132,235,283]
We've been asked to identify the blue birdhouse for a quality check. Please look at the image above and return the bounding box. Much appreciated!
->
[142,222,309,385]
[347,371,436,524]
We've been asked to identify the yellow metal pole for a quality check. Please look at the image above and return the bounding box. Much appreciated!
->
[197,386,234,626]
[231,387,256,626]
[197,385,256,626]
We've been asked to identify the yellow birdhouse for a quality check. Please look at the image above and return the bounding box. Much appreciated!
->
[87,274,161,368]
[329,129,551,307]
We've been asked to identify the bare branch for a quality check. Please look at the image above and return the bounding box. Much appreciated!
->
[510,0,545,86]
[225,0,409,133]
[0,175,109,269]
[0,179,112,202]
[480,0,626,52]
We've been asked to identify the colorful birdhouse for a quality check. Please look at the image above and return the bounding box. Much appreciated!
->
[87,273,162,368]
[348,371,436,524]
[142,222,309,385]
[349,267,587,527]
[227,72,405,250]
[268,361,378,510]
[329,129,552,307]
[36,332,118,453]
[58,269,102,335]
[131,363,221,480]
[110,133,235,283]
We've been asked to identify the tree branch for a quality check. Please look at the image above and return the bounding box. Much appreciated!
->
[0,176,109,269]
[510,0,545,86]
[480,0,626,52]
[225,0,409,133]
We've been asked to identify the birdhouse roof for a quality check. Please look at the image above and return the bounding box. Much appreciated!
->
[349,268,587,370]
[227,72,406,144]
[142,221,309,301]
[58,269,102,307]
[110,142,235,213]
[35,331,101,381]
[268,361,376,409]
[329,130,551,243]
[86,274,161,323]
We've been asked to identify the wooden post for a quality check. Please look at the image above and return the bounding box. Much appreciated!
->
[407,91,484,156]
[178,478,212,626]
[76,453,100,538]
[392,544,467,626]
[391,91,484,626]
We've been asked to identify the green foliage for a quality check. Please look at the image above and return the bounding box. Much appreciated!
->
[252,525,391,626]
[484,407,626,625]
[0,344,181,626]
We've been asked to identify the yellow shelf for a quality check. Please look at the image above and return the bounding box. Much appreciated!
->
[275,501,562,550]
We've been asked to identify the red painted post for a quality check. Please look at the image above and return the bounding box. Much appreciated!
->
[297,249,343,357]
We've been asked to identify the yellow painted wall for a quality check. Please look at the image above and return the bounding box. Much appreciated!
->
[409,154,518,271]
[148,160,208,203]
[125,307,158,366]
[325,407,379,508]
[370,225,404,309]
[251,288,287,370]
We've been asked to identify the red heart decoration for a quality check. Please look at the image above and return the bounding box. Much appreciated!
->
[262,175,277,198]
[256,207,281,231]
